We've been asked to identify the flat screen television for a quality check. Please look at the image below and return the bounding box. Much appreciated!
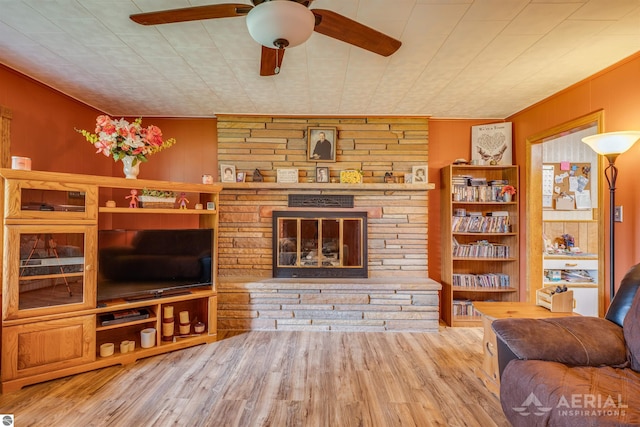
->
[97,228,213,303]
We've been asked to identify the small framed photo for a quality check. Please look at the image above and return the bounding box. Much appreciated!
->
[206,201,216,210]
[404,173,413,184]
[277,168,299,183]
[308,127,337,162]
[220,164,236,183]
[236,172,246,182]
[315,166,329,183]
[412,165,427,183]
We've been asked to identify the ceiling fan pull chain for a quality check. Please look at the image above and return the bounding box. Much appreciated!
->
[275,48,280,74]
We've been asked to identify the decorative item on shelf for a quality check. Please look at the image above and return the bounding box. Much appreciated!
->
[120,340,131,354]
[236,172,246,182]
[140,328,156,348]
[138,189,176,209]
[99,343,114,357]
[194,321,206,334]
[253,168,264,182]
[125,189,139,208]
[340,169,363,184]
[177,192,189,209]
[384,172,394,183]
[206,201,216,210]
[105,200,116,208]
[195,203,203,210]
[162,306,175,342]
[11,156,31,170]
[500,185,516,202]
[202,174,213,184]
[179,311,190,335]
[76,115,176,179]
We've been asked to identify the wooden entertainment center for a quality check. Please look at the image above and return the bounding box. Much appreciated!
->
[0,169,220,392]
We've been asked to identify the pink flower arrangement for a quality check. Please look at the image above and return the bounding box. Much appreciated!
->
[500,185,517,196]
[76,115,176,165]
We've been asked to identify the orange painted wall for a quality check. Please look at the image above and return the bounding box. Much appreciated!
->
[507,52,640,303]
[0,64,217,182]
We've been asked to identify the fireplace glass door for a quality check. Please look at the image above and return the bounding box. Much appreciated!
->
[273,211,367,278]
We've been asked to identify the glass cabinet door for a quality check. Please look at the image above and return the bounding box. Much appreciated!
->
[4,225,97,319]
[273,212,367,278]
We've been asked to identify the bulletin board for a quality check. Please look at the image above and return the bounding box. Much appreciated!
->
[543,162,592,210]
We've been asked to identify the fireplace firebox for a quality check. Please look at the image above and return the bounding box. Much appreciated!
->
[273,211,367,278]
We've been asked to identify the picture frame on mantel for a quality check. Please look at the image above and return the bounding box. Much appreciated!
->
[308,127,337,162]
[220,164,236,183]
[316,166,329,183]
[277,168,299,183]
[412,165,427,183]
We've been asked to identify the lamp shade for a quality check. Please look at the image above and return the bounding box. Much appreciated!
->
[246,1,315,49]
[582,131,640,155]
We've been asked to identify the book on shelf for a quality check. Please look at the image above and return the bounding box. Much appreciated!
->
[452,240,510,258]
[486,211,509,217]
[451,215,510,233]
[100,308,151,326]
[452,273,510,288]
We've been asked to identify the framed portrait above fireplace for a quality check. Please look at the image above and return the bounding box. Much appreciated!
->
[308,127,337,162]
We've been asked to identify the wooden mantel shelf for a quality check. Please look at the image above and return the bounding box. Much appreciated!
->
[221,182,435,191]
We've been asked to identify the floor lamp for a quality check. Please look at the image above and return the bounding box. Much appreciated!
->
[582,131,640,302]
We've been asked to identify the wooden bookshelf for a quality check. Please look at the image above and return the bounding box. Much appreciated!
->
[441,164,519,326]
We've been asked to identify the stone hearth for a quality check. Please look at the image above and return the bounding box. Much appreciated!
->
[218,277,441,332]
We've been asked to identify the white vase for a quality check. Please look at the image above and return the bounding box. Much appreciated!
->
[503,193,512,203]
[122,155,140,179]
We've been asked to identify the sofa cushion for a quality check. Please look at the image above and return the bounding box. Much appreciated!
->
[492,317,627,367]
[500,360,640,426]
[623,281,640,372]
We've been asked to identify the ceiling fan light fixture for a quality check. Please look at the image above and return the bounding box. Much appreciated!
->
[246,1,315,49]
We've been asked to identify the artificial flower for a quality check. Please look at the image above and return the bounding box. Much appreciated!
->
[500,185,516,196]
[76,116,176,165]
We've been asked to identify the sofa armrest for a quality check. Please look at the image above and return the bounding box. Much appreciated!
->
[492,316,628,367]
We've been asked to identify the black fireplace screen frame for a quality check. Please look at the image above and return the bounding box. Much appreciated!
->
[272,211,368,279]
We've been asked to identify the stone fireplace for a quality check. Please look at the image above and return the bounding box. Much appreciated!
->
[273,210,367,279]
[215,115,440,332]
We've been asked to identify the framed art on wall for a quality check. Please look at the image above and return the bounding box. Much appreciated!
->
[308,127,337,162]
[471,122,513,165]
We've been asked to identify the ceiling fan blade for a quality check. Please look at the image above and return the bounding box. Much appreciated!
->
[312,9,401,57]
[130,4,252,25]
[260,46,285,76]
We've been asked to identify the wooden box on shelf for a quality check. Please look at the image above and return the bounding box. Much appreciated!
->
[536,286,574,312]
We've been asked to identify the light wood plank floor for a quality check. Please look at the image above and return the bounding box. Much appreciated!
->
[0,328,509,426]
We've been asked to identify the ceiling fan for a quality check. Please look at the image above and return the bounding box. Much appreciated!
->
[130,0,402,76]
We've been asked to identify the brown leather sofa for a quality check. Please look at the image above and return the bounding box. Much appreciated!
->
[492,264,640,426]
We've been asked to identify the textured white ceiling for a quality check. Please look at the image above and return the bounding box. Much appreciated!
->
[0,0,639,119]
